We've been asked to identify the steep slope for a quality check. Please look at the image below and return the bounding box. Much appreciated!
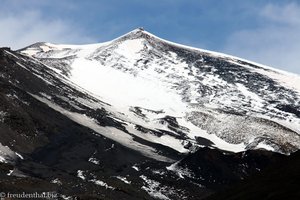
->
[1,46,289,200]
[20,28,300,154]
[0,47,195,199]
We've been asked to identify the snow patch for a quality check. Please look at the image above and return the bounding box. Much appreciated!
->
[105,144,115,151]
[15,152,24,160]
[166,161,194,179]
[89,179,115,190]
[88,157,100,165]
[255,142,275,151]
[51,178,62,185]
[77,170,85,180]
[70,58,187,117]
[140,175,170,200]
[116,176,131,184]
[0,142,16,163]
[126,124,188,153]
[132,165,139,171]
[7,169,14,176]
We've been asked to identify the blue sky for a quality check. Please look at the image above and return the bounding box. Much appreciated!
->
[1,0,300,74]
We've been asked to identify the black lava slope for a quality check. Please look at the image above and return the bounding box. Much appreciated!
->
[205,150,300,200]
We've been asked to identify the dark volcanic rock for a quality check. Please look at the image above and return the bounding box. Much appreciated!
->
[204,150,300,200]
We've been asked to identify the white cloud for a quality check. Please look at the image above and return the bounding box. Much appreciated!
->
[0,10,95,50]
[223,2,300,75]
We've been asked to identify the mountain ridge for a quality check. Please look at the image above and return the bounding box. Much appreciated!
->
[20,28,300,78]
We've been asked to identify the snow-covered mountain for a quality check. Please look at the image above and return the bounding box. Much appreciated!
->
[20,28,300,155]
[1,28,300,199]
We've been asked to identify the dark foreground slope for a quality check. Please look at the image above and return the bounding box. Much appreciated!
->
[205,150,300,200]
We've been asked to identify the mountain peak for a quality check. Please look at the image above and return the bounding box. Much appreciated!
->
[127,27,147,37]
[132,27,145,33]
[116,27,156,41]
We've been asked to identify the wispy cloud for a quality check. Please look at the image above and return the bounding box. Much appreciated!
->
[0,8,95,50]
[261,3,300,25]
[223,2,300,74]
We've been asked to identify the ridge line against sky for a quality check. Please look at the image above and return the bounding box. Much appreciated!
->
[0,0,299,74]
